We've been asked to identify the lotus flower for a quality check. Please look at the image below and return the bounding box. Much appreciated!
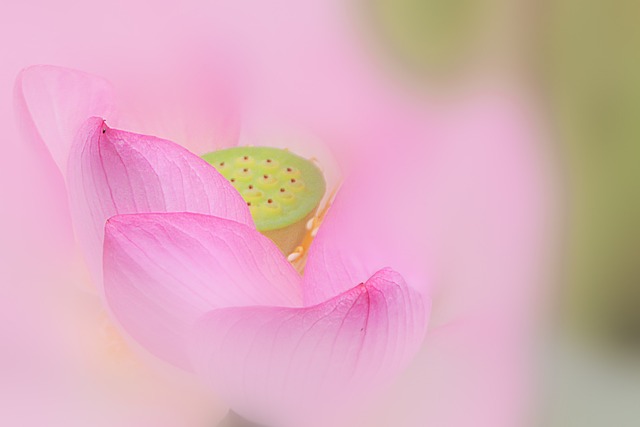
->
[2,2,551,426]
[12,61,431,426]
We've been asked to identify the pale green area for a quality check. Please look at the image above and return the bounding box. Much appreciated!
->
[542,0,640,350]
[368,0,487,76]
[202,147,325,231]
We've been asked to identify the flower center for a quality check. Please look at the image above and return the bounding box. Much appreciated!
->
[202,147,326,255]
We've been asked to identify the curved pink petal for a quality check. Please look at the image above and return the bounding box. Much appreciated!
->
[104,212,302,368]
[303,186,430,306]
[14,65,115,176]
[190,267,429,427]
[67,117,253,287]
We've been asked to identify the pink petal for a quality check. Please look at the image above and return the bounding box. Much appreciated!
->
[67,118,253,288]
[190,267,429,427]
[14,65,115,176]
[303,186,429,306]
[104,212,302,368]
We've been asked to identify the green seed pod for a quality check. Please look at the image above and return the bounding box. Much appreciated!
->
[203,147,326,255]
